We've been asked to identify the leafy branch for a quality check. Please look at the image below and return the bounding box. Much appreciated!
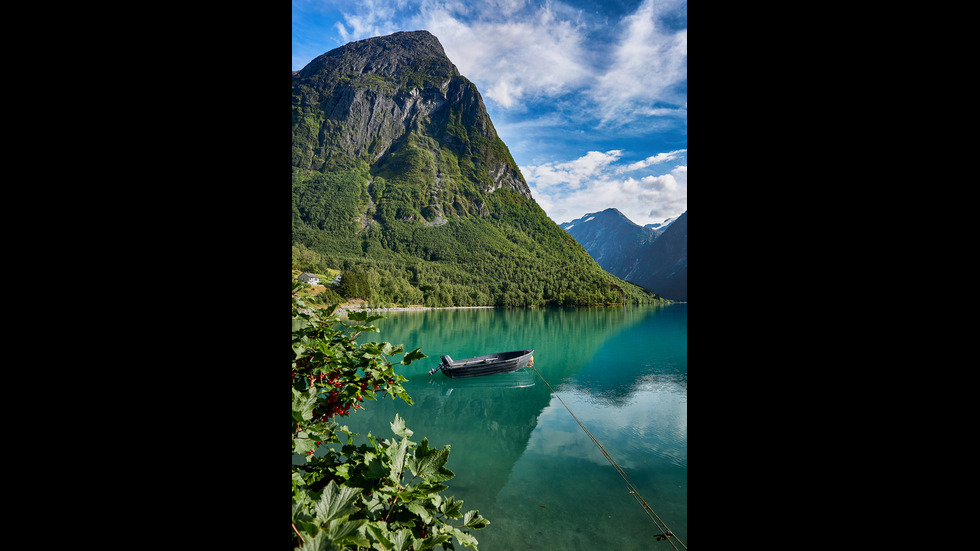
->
[292,280,489,549]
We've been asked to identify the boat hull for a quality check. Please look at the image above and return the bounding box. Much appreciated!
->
[434,350,534,378]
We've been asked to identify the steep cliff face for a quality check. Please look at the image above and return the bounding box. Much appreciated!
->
[292,30,530,206]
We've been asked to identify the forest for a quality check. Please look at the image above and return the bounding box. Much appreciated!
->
[290,93,667,309]
[291,161,665,308]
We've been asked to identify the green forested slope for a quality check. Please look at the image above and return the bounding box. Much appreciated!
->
[291,162,662,307]
[291,31,667,307]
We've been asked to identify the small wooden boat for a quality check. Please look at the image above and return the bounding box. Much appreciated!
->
[428,349,534,378]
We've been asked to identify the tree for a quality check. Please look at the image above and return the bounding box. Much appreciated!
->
[336,270,371,300]
[292,281,489,549]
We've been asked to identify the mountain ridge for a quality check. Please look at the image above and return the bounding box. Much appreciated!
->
[561,208,687,301]
[292,30,530,211]
[559,209,660,270]
[291,31,665,307]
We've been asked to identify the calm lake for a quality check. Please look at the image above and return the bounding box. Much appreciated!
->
[340,303,687,550]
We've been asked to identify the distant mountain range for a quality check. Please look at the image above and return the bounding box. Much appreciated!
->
[560,209,687,301]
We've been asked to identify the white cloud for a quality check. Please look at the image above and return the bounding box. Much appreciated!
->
[523,152,686,226]
[486,80,524,109]
[564,150,623,177]
[640,174,677,191]
[429,0,686,124]
[333,0,402,43]
[620,148,687,172]
[422,3,592,110]
[590,0,687,125]
[319,1,594,111]
[672,164,687,181]
[316,0,685,129]
[520,150,623,191]
[524,386,687,470]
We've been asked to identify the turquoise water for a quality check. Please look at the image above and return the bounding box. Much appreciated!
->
[342,303,687,549]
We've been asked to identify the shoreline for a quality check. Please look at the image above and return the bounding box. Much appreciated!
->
[332,304,495,313]
[325,302,681,314]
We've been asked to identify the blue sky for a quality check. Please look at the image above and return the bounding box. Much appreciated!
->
[292,0,687,226]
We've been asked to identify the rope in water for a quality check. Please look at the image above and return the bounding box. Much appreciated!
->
[529,363,687,550]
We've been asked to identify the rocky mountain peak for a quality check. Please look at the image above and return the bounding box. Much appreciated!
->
[561,208,654,237]
[299,30,458,81]
[292,30,531,206]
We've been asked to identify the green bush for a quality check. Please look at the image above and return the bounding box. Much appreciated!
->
[292,282,489,549]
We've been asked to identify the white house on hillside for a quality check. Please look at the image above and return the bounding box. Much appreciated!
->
[297,272,320,285]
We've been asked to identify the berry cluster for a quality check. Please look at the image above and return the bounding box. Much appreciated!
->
[294,366,398,422]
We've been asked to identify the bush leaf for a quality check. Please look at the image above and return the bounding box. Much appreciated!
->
[313,480,362,524]
[390,413,414,438]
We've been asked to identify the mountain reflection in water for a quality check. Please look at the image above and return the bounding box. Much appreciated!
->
[340,304,687,549]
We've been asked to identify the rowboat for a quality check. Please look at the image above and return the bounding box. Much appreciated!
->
[428,349,534,378]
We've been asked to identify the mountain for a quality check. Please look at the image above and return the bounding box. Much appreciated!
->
[644,218,675,232]
[559,209,660,278]
[291,31,665,307]
[292,31,529,207]
[633,211,686,301]
[561,209,687,301]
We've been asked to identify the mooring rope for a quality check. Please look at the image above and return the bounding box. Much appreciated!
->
[529,363,687,550]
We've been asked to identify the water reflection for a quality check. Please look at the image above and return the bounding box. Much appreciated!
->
[529,387,687,470]
[426,367,536,390]
[337,304,686,549]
